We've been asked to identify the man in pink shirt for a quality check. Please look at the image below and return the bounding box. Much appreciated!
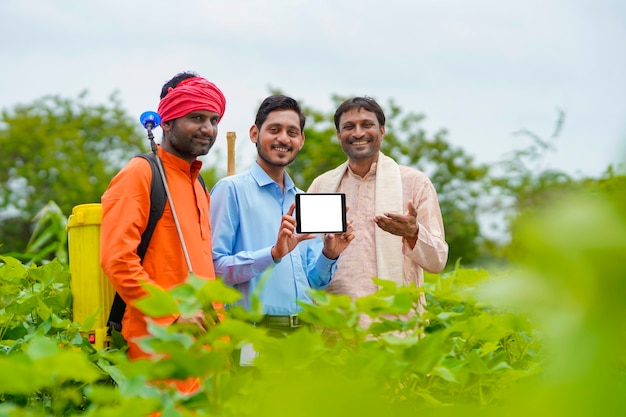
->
[308,96,448,325]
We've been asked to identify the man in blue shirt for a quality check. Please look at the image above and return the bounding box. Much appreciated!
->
[210,95,354,336]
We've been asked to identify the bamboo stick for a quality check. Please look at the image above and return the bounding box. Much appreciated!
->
[226,131,237,176]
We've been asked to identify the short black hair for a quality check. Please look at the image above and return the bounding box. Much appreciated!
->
[334,96,386,130]
[160,71,199,99]
[254,95,306,131]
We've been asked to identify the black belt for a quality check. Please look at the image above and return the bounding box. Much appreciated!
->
[258,314,303,328]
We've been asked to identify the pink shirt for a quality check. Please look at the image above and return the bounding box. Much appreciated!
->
[309,161,448,301]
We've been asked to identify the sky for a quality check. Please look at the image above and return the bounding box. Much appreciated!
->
[1,0,625,179]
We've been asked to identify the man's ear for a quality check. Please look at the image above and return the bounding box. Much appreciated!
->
[298,132,305,150]
[161,120,172,132]
[249,124,259,144]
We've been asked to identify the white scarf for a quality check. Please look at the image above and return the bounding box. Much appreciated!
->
[315,152,404,285]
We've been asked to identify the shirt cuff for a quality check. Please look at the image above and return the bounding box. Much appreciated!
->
[318,252,338,268]
[257,246,279,268]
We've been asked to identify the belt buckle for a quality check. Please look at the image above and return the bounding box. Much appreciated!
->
[288,314,300,328]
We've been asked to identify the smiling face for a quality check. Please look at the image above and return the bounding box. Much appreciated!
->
[251,109,305,171]
[161,110,220,163]
[337,108,385,169]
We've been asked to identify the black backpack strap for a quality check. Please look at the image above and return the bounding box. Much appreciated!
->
[107,153,208,334]
[136,153,167,259]
[197,173,207,192]
[107,153,166,333]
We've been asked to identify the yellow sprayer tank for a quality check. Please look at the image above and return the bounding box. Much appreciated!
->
[67,203,114,349]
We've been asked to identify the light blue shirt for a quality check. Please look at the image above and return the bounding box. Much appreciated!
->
[210,162,337,315]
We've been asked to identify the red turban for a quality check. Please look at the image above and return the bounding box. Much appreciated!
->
[157,77,226,124]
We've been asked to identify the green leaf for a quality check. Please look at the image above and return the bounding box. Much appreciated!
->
[134,283,179,317]
[25,335,59,359]
[405,329,450,374]
[0,354,47,394]
[37,298,52,321]
[465,350,490,375]
[0,256,28,280]
[431,365,458,382]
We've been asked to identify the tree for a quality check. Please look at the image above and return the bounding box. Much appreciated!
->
[486,110,574,260]
[0,92,145,253]
[3,90,599,269]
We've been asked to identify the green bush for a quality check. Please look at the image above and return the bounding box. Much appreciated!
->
[2,178,625,416]
[1,258,541,416]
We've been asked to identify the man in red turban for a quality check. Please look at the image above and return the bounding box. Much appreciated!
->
[101,71,226,394]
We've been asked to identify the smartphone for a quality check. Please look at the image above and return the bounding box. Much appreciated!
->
[295,193,346,234]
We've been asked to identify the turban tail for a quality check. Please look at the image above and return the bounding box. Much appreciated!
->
[157,77,226,123]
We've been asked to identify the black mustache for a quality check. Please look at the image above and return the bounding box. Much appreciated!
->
[271,144,292,151]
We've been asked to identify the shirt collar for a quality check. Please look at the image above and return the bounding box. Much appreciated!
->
[250,162,296,191]
[347,161,378,180]
[157,144,203,180]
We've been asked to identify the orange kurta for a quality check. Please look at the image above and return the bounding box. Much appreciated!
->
[100,145,215,360]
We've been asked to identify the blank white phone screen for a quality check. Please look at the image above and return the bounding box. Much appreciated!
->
[296,193,346,233]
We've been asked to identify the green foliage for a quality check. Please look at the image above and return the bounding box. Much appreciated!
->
[0,257,76,349]
[1,257,543,415]
[2,90,624,414]
[4,172,626,415]
[477,179,626,415]
[3,90,612,269]
[505,170,625,264]
[2,202,69,265]
[0,257,107,413]
[3,177,626,415]
[0,92,145,254]
[487,111,572,244]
